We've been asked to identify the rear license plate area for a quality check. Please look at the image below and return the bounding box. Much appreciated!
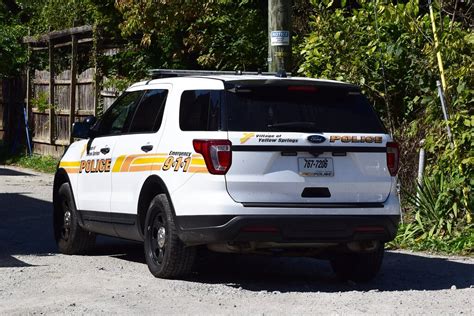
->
[298,157,334,176]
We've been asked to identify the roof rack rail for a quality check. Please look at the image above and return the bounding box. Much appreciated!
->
[148,69,291,79]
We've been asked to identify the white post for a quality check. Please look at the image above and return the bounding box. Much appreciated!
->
[436,80,453,147]
[417,139,426,187]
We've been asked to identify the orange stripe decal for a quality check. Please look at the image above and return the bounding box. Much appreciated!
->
[188,166,208,173]
[120,154,145,172]
[63,167,80,174]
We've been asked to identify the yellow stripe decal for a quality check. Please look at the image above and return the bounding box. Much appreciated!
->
[59,161,81,167]
[112,155,127,173]
[191,158,206,166]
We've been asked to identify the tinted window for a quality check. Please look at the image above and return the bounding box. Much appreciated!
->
[226,86,385,133]
[179,90,221,131]
[129,89,168,133]
[96,91,143,136]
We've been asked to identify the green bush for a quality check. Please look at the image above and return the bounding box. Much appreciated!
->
[299,0,473,254]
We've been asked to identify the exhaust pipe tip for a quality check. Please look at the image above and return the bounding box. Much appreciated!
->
[347,240,380,253]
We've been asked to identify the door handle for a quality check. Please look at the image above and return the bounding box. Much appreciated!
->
[100,147,110,154]
[141,145,153,153]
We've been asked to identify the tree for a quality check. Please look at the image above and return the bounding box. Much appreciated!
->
[115,0,267,71]
[0,1,27,78]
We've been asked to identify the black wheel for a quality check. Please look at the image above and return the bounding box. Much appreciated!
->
[330,244,384,282]
[144,194,196,279]
[53,183,95,254]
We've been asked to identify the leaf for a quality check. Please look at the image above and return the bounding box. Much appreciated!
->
[464,33,474,45]
[461,157,474,165]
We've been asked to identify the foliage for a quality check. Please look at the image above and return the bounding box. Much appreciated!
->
[0,146,58,174]
[29,91,51,113]
[300,0,439,128]
[403,175,471,239]
[390,226,474,255]
[11,154,58,174]
[20,0,119,34]
[0,3,27,78]
[115,0,267,71]
[299,0,473,254]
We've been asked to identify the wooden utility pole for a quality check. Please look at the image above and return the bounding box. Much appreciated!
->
[268,0,292,72]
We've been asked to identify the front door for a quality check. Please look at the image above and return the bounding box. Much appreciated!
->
[75,90,144,214]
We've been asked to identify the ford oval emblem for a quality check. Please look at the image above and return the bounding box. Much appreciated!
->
[307,135,326,144]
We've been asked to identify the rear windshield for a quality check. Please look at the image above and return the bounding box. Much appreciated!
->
[226,85,386,133]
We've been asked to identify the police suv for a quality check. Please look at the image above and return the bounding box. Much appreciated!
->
[53,70,400,282]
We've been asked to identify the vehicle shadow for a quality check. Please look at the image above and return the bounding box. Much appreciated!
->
[102,241,474,293]
[185,250,474,293]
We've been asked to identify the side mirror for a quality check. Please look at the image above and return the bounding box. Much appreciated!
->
[72,116,96,139]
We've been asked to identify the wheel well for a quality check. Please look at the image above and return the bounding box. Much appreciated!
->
[137,175,173,237]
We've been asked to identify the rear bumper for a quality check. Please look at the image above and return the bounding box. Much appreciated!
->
[176,215,400,245]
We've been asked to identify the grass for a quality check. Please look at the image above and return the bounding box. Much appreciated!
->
[388,225,474,256]
[0,144,59,174]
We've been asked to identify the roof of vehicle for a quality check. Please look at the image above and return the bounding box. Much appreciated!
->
[129,74,358,90]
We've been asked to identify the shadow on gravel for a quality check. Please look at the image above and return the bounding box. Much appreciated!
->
[0,191,56,267]
[0,168,35,176]
[91,241,474,293]
[184,251,474,293]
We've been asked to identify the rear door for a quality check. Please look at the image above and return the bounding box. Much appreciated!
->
[224,81,392,204]
[110,86,170,215]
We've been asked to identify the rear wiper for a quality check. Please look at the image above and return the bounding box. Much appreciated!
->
[267,122,321,132]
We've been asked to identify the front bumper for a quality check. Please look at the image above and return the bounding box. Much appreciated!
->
[176,215,400,245]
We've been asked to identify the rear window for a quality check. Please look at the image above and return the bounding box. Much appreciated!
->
[226,85,385,133]
[179,90,222,131]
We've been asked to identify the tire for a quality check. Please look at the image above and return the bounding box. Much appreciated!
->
[330,244,384,283]
[144,194,196,279]
[53,183,95,254]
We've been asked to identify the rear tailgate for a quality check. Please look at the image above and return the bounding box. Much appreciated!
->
[226,132,391,203]
[223,80,393,204]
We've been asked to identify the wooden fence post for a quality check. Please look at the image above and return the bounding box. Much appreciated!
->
[69,35,77,143]
[48,40,55,144]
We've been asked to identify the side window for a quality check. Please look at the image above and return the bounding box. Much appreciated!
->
[129,89,168,133]
[179,90,221,131]
[96,91,144,136]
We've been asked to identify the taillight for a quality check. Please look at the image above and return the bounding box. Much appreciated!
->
[386,142,399,176]
[193,139,232,175]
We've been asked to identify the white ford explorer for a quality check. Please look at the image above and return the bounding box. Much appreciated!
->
[53,70,400,282]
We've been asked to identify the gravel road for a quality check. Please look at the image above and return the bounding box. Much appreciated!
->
[0,166,473,315]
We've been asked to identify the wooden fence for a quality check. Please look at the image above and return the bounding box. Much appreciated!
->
[29,68,118,156]
[31,68,95,145]
[24,25,121,157]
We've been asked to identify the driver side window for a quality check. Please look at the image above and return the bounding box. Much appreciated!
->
[95,91,144,136]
